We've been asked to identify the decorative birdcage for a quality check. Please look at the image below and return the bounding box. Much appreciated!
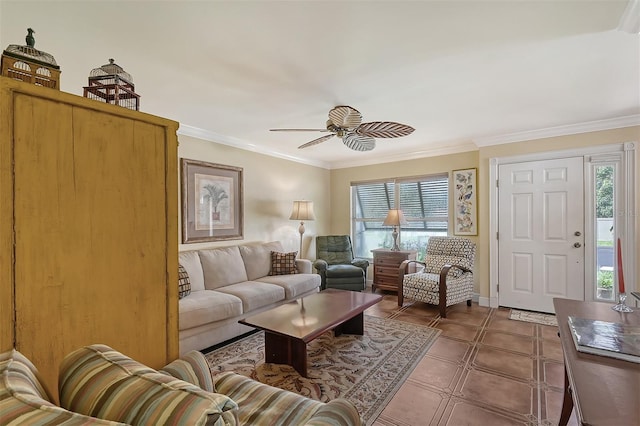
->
[1,28,61,89]
[83,59,140,111]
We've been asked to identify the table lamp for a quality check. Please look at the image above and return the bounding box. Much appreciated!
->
[383,209,407,251]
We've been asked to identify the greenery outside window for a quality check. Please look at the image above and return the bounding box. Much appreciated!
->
[594,163,615,301]
[351,174,449,260]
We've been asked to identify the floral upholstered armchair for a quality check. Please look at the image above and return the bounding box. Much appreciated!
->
[398,236,475,318]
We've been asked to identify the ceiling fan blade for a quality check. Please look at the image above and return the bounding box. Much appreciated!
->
[328,105,362,129]
[355,121,415,138]
[298,134,335,149]
[270,128,329,132]
[343,134,376,151]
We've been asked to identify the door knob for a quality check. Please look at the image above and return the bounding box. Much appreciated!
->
[574,231,581,236]
[573,242,582,248]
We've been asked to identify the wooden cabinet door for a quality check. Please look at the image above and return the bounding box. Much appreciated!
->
[7,83,178,398]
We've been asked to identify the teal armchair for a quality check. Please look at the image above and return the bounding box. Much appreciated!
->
[313,235,369,291]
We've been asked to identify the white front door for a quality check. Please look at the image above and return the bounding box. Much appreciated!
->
[498,157,585,313]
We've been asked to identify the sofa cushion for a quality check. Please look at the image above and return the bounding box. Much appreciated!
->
[179,290,243,331]
[0,349,123,425]
[1,349,53,403]
[160,350,215,393]
[216,282,285,312]
[269,251,298,275]
[59,345,238,426]
[326,264,365,278]
[256,274,320,299]
[238,241,284,280]
[178,264,191,299]
[215,372,321,424]
[214,371,365,426]
[215,372,362,425]
[179,251,205,292]
[199,246,248,289]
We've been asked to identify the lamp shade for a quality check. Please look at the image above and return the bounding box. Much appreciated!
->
[289,201,316,221]
[382,209,408,226]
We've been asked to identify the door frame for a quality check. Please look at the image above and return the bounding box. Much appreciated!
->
[488,142,636,309]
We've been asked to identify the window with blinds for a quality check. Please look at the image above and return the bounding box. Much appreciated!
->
[351,174,449,259]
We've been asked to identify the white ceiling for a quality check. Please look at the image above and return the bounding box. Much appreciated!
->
[1,1,639,169]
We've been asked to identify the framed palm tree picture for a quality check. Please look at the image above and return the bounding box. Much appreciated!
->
[181,158,243,243]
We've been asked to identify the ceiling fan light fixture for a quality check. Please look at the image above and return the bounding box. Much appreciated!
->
[329,105,363,129]
[271,105,414,152]
[343,134,375,151]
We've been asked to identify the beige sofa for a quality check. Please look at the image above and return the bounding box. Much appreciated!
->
[179,241,321,354]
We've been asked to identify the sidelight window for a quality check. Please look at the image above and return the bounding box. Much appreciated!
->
[594,164,615,301]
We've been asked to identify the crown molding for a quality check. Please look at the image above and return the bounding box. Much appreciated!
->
[473,114,640,147]
[178,124,478,170]
[618,0,640,34]
[177,124,331,169]
[178,114,640,170]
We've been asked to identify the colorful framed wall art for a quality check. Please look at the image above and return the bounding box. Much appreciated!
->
[452,168,478,236]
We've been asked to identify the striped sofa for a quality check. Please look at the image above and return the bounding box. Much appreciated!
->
[213,372,362,425]
[1,345,362,425]
[0,349,123,425]
[58,345,238,425]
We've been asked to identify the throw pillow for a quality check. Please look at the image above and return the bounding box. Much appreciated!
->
[178,264,191,299]
[269,251,298,275]
[59,345,237,426]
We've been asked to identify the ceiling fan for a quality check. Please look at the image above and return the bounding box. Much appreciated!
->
[270,105,415,152]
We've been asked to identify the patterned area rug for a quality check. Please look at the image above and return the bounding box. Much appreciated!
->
[509,309,558,326]
[204,315,440,425]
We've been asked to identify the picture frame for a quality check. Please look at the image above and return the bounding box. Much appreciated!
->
[181,158,243,243]
[452,168,478,236]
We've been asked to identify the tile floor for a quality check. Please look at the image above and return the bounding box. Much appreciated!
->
[364,291,579,426]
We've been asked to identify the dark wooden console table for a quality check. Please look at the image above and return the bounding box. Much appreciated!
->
[553,298,640,426]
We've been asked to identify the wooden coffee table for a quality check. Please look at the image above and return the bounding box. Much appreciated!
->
[239,289,382,377]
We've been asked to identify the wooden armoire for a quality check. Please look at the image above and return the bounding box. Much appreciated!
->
[0,77,179,399]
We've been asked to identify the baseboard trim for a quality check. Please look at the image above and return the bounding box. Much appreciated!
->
[478,295,498,308]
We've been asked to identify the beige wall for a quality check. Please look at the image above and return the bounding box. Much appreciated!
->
[178,125,639,298]
[178,134,330,259]
[329,150,480,235]
[329,150,480,288]
[330,126,640,299]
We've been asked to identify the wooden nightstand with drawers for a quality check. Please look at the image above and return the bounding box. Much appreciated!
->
[371,249,417,293]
